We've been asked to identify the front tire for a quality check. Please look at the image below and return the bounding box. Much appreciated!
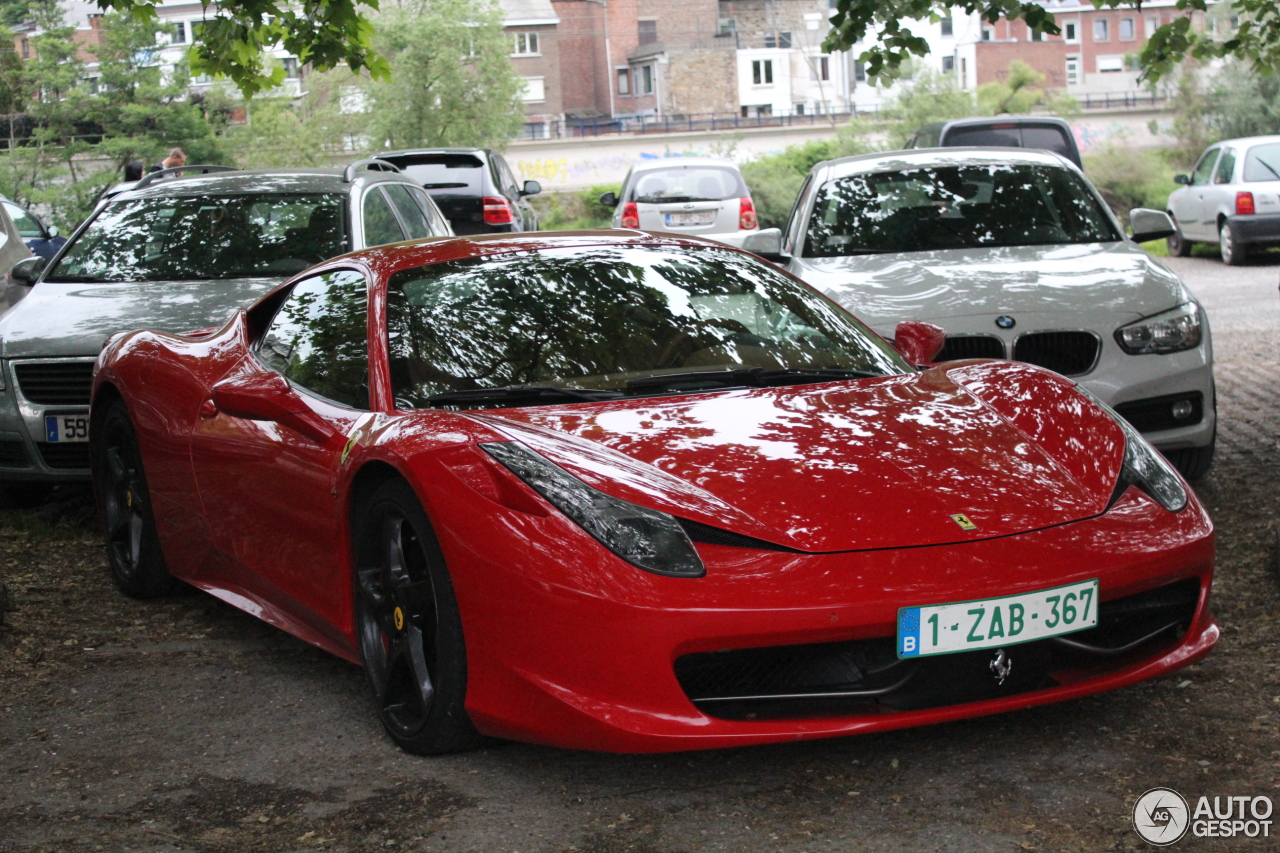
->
[353,478,480,755]
[1163,437,1215,482]
[93,401,179,598]
[1166,216,1193,257]
[1219,219,1245,265]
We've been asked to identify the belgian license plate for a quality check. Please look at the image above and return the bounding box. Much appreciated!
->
[897,579,1098,658]
[44,414,89,443]
[665,211,716,226]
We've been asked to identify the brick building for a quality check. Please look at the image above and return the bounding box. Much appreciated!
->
[502,0,564,133]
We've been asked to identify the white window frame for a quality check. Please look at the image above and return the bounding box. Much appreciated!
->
[1119,17,1135,40]
[1064,20,1079,42]
[521,75,546,102]
[752,58,774,86]
[616,67,631,96]
[1096,54,1124,73]
[1093,18,1109,42]
[512,31,540,56]
[640,64,653,94]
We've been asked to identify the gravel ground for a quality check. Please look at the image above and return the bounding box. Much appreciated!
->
[1,254,1277,853]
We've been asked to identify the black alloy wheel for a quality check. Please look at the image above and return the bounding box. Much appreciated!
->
[354,478,480,754]
[93,401,179,597]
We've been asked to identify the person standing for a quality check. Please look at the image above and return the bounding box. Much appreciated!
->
[149,148,186,173]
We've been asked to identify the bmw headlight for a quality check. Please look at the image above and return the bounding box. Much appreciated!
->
[481,442,705,578]
[1077,387,1187,512]
[1115,302,1202,355]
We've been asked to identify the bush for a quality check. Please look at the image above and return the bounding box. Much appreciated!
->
[741,120,878,229]
[528,183,618,231]
[1083,144,1178,228]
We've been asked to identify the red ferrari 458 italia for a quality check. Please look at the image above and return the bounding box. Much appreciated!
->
[89,232,1217,754]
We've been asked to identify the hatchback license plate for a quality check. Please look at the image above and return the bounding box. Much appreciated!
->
[665,211,716,226]
[897,579,1098,658]
[45,414,89,443]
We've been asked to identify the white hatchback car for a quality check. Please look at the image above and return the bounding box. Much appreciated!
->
[600,157,759,247]
[1166,135,1280,264]
[747,148,1216,478]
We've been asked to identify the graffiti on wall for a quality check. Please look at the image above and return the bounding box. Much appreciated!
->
[516,149,724,189]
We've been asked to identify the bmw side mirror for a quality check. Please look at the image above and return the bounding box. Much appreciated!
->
[10,256,45,284]
[599,191,618,208]
[1129,208,1176,244]
[893,321,946,367]
[1173,174,1190,186]
[742,228,788,262]
[521,180,541,197]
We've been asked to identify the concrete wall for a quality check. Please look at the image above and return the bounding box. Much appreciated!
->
[506,105,1178,190]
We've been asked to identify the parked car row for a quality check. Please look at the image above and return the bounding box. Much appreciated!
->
[0,134,1231,757]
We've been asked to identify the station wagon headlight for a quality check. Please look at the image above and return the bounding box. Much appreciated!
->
[1115,303,1202,355]
[1077,387,1187,513]
[481,442,705,578]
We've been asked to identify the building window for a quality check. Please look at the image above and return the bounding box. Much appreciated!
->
[818,55,830,81]
[616,67,630,95]
[1030,26,1042,42]
[940,17,953,37]
[282,57,299,79]
[1145,16,1160,38]
[171,21,186,44]
[982,27,993,41]
[941,55,955,73]
[19,37,28,58]
[513,32,540,56]
[1119,18,1135,40]
[960,57,967,80]
[718,17,736,36]
[1093,19,1109,41]
[854,61,865,82]
[764,33,776,48]
[795,102,805,115]
[1064,21,1078,42]
[752,59,773,85]
[522,76,546,102]
[640,64,653,94]
[638,19,657,45]
[1097,55,1124,73]
[1065,56,1080,85]
[779,31,792,48]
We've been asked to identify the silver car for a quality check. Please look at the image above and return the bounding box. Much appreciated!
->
[600,157,759,247]
[1166,134,1280,264]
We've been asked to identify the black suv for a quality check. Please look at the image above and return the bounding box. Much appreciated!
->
[905,116,1083,169]
[378,148,541,234]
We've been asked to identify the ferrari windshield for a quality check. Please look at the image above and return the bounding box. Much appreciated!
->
[386,244,906,406]
[45,193,347,283]
[804,163,1119,257]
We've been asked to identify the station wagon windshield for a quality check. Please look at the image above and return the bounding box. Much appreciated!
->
[45,193,347,282]
[384,245,906,407]
[804,163,1119,257]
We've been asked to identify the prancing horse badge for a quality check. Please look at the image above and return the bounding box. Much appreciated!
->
[950,513,977,531]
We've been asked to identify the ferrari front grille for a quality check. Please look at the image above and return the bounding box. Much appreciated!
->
[1013,332,1100,376]
[37,442,90,470]
[14,361,95,406]
[936,335,1005,362]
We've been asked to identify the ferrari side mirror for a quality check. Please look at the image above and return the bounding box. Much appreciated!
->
[893,320,946,366]
[211,372,337,444]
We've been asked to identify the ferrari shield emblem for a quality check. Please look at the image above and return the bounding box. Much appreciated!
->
[340,433,359,465]
[950,513,977,531]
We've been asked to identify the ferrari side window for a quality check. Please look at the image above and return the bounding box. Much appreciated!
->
[257,269,370,410]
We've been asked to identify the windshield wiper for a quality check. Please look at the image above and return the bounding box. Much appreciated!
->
[42,274,110,283]
[1256,157,1280,181]
[425,385,624,408]
[625,367,875,395]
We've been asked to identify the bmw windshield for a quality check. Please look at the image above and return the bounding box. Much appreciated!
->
[382,244,907,407]
[804,163,1120,257]
[45,193,347,282]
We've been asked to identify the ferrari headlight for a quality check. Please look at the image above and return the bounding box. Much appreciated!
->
[481,442,705,578]
[1115,302,1202,355]
[1077,387,1187,512]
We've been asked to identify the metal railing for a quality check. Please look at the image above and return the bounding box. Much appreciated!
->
[517,108,864,140]
[1077,91,1167,110]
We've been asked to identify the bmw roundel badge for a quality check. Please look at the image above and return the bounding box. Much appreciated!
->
[995,315,1016,329]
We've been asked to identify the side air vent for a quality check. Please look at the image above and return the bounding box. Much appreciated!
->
[677,518,803,553]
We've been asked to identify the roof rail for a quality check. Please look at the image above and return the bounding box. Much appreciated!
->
[343,158,402,182]
[133,165,238,191]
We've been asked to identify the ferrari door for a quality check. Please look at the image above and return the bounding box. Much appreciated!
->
[190,268,371,638]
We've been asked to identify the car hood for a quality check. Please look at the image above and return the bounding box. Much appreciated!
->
[469,365,1123,553]
[790,241,1188,333]
[0,278,282,359]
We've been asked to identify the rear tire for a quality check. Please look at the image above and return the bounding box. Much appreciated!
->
[92,401,180,598]
[353,478,481,755]
[1219,220,1245,265]
[1166,217,1193,257]
[1163,438,1215,482]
